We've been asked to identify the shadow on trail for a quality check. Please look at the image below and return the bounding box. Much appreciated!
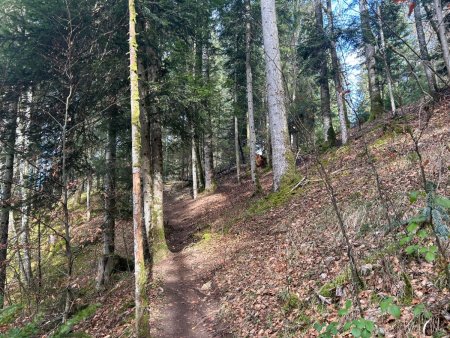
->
[163,187,231,253]
[164,220,210,253]
[163,174,262,253]
[160,254,209,338]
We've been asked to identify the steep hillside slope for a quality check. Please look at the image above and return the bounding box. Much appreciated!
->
[3,94,450,337]
[154,94,450,337]
[63,93,450,337]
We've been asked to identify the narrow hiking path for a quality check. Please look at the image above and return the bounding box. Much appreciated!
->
[152,175,273,337]
[154,250,213,338]
[152,182,244,338]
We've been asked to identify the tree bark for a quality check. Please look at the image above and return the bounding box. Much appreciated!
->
[138,54,153,263]
[432,0,450,78]
[86,173,91,221]
[377,2,396,115]
[315,0,337,145]
[245,0,260,190]
[96,107,117,289]
[202,44,215,192]
[414,2,438,93]
[359,0,383,120]
[325,1,348,144]
[17,89,33,287]
[234,53,241,185]
[191,123,198,199]
[129,0,150,335]
[264,96,271,168]
[62,84,73,323]
[195,137,205,189]
[150,105,168,257]
[0,97,17,308]
[260,0,294,191]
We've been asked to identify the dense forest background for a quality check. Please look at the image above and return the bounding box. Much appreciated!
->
[1,0,450,336]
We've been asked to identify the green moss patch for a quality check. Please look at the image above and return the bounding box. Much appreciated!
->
[0,304,23,326]
[52,304,100,338]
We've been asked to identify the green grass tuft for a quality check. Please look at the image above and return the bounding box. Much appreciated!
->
[0,304,23,326]
[52,304,100,338]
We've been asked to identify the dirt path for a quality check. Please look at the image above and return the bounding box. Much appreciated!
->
[156,252,212,338]
[153,176,272,338]
[154,190,221,338]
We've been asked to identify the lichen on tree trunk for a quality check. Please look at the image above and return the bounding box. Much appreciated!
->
[0,95,17,308]
[129,0,150,335]
[359,0,384,120]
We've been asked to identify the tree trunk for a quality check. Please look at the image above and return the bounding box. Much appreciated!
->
[234,115,241,184]
[377,2,396,115]
[96,107,117,289]
[432,0,450,78]
[191,124,198,199]
[138,54,153,264]
[422,0,440,36]
[359,0,383,120]
[245,0,260,190]
[414,3,438,93]
[234,61,241,185]
[264,97,271,168]
[62,84,74,323]
[17,89,33,288]
[0,99,17,308]
[325,0,348,144]
[151,105,168,258]
[260,0,294,191]
[195,138,205,189]
[86,174,91,221]
[315,0,337,145]
[129,0,150,335]
[202,44,215,192]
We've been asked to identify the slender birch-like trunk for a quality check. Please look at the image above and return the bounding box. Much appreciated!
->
[151,105,167,257]
[96,107,117,289]
[17,89,33,287]
[325,0,348,143]
[62,84,73,323]
[413,3,437,92]
[202,44,215,192]
[234,50,241,184]
[234,115,240,184]
[129,0,150,335]
[432,0,450,78]
[0,97,17,308]
[191,124,198,199]
[314,0,336,145]
[245,0,260,190]
[261,0,294,191]
[86,173,91,221]
[377,2,396,115]
[359,0,383,120]
[138,54,153,263]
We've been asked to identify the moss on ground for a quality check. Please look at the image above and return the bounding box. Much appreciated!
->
[0,304,23,326]
[52,304,100,338]
[319,242,400,298]
[247,183,303,216]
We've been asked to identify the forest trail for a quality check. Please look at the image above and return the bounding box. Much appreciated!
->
[154,185,231,338]
[153,176,267,337]
[154,251,212,338]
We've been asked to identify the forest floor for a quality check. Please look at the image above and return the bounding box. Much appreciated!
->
[149,92,450,337]
[3,93,450,337]
[149,91,450,337]
[154,96,450,338]
[61,93,450,336]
